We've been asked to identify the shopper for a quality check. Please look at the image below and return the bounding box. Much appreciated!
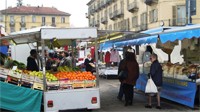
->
[118,48,139,106]
[145,53,163,109]
[84,53,95,73]
[27,49,39,71]
[59,51,71,67]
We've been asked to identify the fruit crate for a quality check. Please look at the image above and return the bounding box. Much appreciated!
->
[59,79,73,90]
[33,82,43,90]
[72,80,85,89]
[8,70,22,79]
[47,80,60,90]
[84,80,96,88]
[0,68,9,81]
[21,74,34,83]
[34,76,43,84]
[6,75,20,85]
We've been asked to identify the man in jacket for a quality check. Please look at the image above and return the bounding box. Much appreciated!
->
[145,53,163,109]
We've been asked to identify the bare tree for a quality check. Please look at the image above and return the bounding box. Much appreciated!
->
[17,0,23,6]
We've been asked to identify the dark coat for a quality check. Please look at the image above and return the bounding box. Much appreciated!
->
[118,59,139,85]
[27,56,39,71]
[150,60,163,86]
[84,58,94,72]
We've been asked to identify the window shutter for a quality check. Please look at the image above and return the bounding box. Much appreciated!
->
[172,6,177,25]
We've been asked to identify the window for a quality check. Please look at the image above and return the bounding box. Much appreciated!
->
[140,12,147,30]
[10,27,15,33]
[0,15,3,22]
[21,16,25,23]
[52,17,55,24]
[149,9,158,23]
[104,9,107,17]
[42,17,46,25]
[132,16,138,28]
[61,17,65,23]
[10,16,14,22]
[32,15,36,23]
[109,24,112,30]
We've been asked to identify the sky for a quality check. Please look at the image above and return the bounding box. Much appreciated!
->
[0,0,90,27]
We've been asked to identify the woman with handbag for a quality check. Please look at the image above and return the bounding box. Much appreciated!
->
[145,53,163,109]
[118,49,139,106]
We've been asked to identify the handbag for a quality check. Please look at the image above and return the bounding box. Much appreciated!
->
[118,60,128,80]
[118,70,128,80]
[145,76,158,93]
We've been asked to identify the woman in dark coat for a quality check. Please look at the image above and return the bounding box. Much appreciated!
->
[118,49,139,106]
[27,49,39,71]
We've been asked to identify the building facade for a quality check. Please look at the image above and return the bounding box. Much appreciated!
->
[87,0,199,32]
[0,5,70,34]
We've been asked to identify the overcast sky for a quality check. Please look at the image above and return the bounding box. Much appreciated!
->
[0,0,90,27]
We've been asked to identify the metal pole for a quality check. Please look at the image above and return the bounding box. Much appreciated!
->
[41,39,46,112]
[95,37,99,87]
[188,0,191,24]
[5,0,7,32]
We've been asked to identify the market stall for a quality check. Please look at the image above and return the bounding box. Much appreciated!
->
[134,24,200,108]
[0,27,100,111]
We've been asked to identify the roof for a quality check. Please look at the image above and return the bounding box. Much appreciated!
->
[87,0,95,5]
[0,6,71,16]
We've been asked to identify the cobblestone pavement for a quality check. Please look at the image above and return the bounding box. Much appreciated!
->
[93,77,200,112]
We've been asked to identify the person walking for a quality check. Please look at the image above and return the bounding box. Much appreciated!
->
[145,53,163,109]
[118,48,139,106]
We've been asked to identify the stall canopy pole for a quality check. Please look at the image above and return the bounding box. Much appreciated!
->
[41,39,47,92]
[95,37,99,87]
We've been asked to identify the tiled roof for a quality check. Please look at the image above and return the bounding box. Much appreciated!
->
[0,6,70,16]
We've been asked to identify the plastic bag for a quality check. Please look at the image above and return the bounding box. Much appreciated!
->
[145,77,158,93]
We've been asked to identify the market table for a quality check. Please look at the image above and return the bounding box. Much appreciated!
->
[0,81,42,112]
[99,67,118,79]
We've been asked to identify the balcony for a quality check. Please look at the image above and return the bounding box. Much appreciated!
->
[144,0,158,5]
[171,18,187,26]
[101,17,108,24]
[20,21,26,27]
[127,2,138,13]
[109,13,115,20]
[9,21,15,26]
[116,9,124,18]
[99,1,105,9]
[51,23,56,27]
[106,0,113,5]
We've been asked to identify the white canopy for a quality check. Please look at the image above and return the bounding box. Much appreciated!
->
[0,27,98,45]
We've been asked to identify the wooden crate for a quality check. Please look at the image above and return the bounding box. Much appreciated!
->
[84,80,96,88]
[33,82,43,90]
[6,75,20,85]
[72,80,85,89]
[34,76,43,84]
[21,74,34,83]
[0,68,9,80]
[8,70,22,79]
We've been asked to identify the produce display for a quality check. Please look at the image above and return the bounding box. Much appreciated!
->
[162,63,199,81]
[0,65,97,90]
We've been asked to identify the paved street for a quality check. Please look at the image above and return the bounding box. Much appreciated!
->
[94,77,200,112]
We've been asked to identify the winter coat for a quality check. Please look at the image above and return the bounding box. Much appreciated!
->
[150,60,163,86]
[118,59,139,85]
